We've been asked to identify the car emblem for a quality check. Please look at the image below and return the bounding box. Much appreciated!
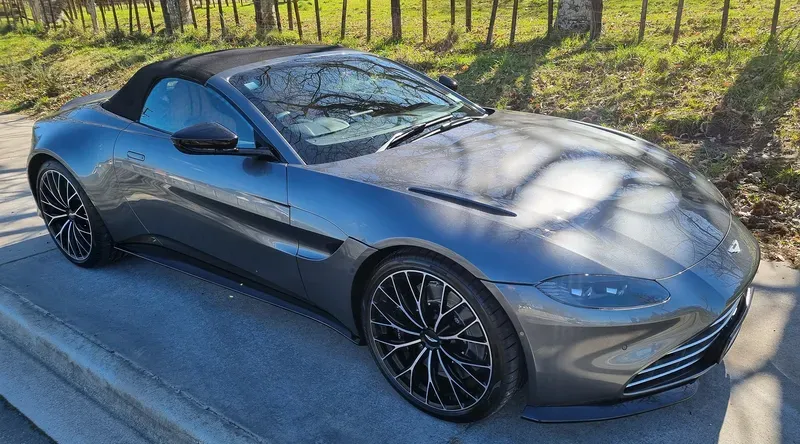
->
[728,240,741,254]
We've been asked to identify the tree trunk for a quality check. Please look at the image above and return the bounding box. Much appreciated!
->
[555,0,593,34]
[390,0,400,39]
[161,0,193,33]
[85,0,98,30]
[253,0,275,37]
[28,0,44,23]
[588,0,602,39]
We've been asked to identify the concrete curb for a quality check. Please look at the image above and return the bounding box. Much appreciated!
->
[0,283,267,444]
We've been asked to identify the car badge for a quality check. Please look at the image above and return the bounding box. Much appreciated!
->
[728,240,741,254]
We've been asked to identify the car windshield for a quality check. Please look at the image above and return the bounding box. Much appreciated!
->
[228,53,485,164]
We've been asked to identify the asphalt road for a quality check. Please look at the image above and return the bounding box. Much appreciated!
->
[0,396,54,444]
[1,113,798,443]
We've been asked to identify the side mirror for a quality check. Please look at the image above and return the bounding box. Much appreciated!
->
[438,75,458,92]
[171,122,239,155]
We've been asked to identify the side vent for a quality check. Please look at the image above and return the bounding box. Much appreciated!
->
[407,187,517,217]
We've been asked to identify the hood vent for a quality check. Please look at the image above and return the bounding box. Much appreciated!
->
[407,187,517,217]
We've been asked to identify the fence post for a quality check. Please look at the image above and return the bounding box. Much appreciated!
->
[390,0,400,39]
[99,0,107,29]
[770,0,780,37]
[313,0,319,40]
[110,0,118,31]
[637,0,647,42]
[216,0,224,36]
[672,0,684,44]
[449,0,453,27]
[509,0,518,44]
[465,0,470,30]
[144,0,154,31]
[486,0,498,45]
[292,0,300,38]
[2,0,11,25]
[133,0,141,32]
[79,0,87,29]
[273,0,281,30]
[286,0,292,29]
[189,0,198,28]
[339,0,344,39]
[422,0,427,41]
[717,0,730,41]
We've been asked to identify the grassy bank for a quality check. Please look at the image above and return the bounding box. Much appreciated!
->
[0,0,798,263]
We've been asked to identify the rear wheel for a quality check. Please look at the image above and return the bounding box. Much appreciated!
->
[36,160,121,267]
[362,250,523,422]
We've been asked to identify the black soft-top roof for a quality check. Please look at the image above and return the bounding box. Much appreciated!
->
[103,45,341,122]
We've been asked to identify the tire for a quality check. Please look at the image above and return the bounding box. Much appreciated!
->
[362,249,523,422]
[36,160,122,268]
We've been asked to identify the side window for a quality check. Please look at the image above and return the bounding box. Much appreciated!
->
[140,78,257,148]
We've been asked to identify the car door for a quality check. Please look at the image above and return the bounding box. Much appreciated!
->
[112,77,307,300]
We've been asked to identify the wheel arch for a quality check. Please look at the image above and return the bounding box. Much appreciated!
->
[27,151,62,207]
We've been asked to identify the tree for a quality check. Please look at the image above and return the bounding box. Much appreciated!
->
[253,0,276,37]
[160,0,194,34]
[555,0,602,37]
[86,0,98,31]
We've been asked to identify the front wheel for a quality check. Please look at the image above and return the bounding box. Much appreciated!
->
[362,250,524,422]
[36,160,121,267]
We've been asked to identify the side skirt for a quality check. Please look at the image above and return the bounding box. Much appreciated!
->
[115,244,361,344]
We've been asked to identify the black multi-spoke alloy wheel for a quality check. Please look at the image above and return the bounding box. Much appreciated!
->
[36,160,120,267]
[363,249,523,422]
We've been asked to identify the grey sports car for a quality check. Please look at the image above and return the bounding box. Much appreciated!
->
[27,45,759,423]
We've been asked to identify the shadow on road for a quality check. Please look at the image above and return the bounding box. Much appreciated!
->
[0,236,751,443]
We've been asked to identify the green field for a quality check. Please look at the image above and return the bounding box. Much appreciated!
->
[0,0,798,263]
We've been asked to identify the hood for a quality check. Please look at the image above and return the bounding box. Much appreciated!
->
[309,110,732,279]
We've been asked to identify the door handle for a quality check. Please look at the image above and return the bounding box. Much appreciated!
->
[127,151,145,161]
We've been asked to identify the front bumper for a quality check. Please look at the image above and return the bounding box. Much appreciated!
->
[484,217,759,422]
[522,287,753,422]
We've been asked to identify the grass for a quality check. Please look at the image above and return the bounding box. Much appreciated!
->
[0,0,798,263]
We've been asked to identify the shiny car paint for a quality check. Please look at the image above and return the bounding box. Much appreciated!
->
[27,49,759,422]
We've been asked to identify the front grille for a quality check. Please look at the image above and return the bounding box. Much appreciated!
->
[623,297,742,396]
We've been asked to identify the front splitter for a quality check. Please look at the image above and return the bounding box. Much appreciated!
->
[521,381,698,423]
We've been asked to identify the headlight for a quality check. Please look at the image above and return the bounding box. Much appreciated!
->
[536,275,670,309]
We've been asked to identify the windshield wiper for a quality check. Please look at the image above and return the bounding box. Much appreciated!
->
[376,114,456,152]
[415,115,483,140]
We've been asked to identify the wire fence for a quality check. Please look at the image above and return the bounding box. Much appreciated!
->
[0,0,790,46]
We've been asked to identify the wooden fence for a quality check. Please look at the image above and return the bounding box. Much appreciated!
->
[0,0,789,47]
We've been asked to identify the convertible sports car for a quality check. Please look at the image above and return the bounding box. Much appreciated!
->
[27,45,759,423]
